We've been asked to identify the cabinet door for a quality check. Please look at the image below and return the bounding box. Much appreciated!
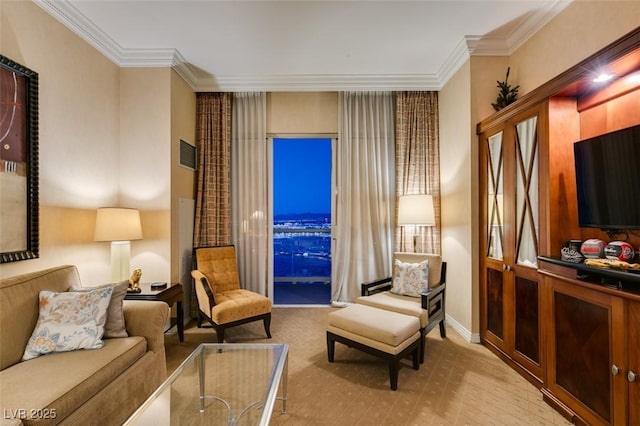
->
[544,276,626,425]
[480,112,542,382]
[629,301,640,425]
[481,129,509,351]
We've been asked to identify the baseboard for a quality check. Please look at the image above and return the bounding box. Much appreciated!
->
[444,313,481,343]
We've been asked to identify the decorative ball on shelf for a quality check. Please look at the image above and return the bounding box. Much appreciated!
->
[580,238,607,259]
[604,241,635,262]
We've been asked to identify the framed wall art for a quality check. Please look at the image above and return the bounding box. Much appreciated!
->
[0,55,39,263]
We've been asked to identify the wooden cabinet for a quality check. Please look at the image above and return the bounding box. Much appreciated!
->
[628,301,640,426]
[539,262,640,425]
[479,105,545,385]
[477,26,640,425]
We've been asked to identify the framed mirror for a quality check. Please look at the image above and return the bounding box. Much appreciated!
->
[0,55,39,263]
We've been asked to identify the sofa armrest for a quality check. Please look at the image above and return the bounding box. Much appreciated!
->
[360,277,392,296]
[123,300,168,354]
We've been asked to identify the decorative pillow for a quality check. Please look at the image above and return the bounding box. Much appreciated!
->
[390,259,429,297]
[71,280,129,338]
[22,286,113,361]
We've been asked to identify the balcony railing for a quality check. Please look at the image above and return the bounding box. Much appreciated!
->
[273,228,331,285]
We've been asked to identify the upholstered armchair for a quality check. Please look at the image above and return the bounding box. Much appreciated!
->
[191,245,272,342]
[357,252,447,363]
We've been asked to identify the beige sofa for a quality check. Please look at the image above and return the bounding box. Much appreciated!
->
[0,265,168,426]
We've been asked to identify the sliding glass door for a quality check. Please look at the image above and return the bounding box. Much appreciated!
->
[270,137,332,305]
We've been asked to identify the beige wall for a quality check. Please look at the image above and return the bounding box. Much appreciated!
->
[267,92,338,134]
[0,2,195,286]
[438,0,640,338]
[509,0,640,96]
[1,1,120,284]
[119,68,172,283]
[170,70,196,283]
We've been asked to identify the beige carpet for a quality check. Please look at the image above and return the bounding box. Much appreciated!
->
[164,307,571,426]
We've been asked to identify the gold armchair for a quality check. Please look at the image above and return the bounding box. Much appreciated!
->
[191,245,272,342]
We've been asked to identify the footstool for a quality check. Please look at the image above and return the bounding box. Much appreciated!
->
[326,304,420,390]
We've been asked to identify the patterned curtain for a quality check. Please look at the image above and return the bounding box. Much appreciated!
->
[395,91,441,254]
[193,92,233,248]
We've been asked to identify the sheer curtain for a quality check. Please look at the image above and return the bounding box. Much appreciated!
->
[395,91,440,254]
[333,91,395,303]
[231,92,268,295]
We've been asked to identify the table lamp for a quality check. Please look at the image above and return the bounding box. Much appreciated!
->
[398,194,435,253]
[94,207,143,282]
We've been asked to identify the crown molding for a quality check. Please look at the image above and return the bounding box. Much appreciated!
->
[190,74,441,92]
[35,0,570,92]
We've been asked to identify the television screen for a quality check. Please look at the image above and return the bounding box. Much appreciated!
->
[574,124,640,230]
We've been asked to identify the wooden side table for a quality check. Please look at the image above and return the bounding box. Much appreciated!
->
[125,282,184,342]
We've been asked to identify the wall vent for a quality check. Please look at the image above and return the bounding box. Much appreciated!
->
[179,139,197,170]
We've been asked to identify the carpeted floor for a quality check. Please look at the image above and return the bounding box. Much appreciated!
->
[164,307,571,426]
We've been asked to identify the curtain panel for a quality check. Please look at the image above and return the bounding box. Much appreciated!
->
[333,91,395,303]
[193,92,233,248]
[395,91,441,254]
[231,92,269,296]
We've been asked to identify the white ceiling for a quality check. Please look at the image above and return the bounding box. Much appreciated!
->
[36,0,571,91]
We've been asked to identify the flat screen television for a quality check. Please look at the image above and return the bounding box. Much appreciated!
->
[574,124,640,231]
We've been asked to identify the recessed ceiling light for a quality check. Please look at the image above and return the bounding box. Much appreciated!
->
[593,73,614,83]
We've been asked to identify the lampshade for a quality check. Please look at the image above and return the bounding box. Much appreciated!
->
[94,208,143,242]
[398,194,435,226]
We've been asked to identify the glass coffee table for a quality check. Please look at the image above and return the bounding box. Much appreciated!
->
[125,343,288,426]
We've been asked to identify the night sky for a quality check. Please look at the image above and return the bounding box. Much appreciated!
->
[273,138,331,216]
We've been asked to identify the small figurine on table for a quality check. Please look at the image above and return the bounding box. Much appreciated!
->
[128,268,142,293]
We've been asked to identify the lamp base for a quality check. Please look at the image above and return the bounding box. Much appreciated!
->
[110,241,131,282]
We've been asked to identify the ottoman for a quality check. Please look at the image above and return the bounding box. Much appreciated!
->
[326,304,421,390]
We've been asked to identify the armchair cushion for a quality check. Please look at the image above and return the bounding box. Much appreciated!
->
[211,289,272,325]
[390,259,429,297]
[356,292,428,328]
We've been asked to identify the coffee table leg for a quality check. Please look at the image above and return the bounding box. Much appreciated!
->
[199,349,206,412]
[281,354,288,414]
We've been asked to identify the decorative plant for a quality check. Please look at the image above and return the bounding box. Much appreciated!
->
[492,67,520,111]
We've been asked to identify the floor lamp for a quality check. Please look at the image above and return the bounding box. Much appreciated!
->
[398,194,435,253]
[94,207,143,282]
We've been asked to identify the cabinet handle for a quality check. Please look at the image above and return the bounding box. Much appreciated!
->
[612,365,620,375]
[629,371,637,382]
[502,264,511,272]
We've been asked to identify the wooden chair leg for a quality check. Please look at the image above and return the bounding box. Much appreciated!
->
[419,329,426,363]
[197,311,203,328]
[215,325,225,343]
[263,315,272,338]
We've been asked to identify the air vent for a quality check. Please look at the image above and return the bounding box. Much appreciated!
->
[179,139,197,170]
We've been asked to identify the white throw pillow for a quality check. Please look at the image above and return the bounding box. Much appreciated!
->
[71,281,129,338]
[22,286,113,361]
[390,259,429,297]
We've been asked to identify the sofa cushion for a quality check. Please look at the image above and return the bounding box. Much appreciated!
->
[71,280,129,338]
[0,266,80,370]
[22,287,113,361]
[390,259,429,297]
[356,292,428,328]
[1,337,146,423]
